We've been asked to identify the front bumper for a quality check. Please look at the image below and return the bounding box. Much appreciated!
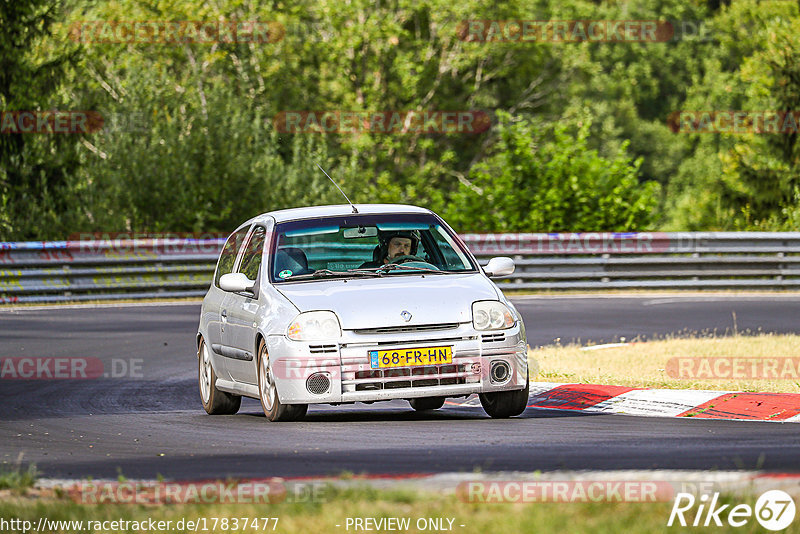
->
[264,322,527,404]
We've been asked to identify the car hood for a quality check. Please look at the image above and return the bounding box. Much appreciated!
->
[275,273,499,330]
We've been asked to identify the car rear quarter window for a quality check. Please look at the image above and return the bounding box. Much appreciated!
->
[214,226,250,287]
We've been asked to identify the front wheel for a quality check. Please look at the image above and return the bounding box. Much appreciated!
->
[258,340,308,422]
[409,397,446,411]
[479,377,529,418]
[198,338,241,415]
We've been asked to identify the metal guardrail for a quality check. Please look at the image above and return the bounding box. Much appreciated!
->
[1,232,799,303]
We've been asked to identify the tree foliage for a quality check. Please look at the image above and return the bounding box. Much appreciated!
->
[2,0,799,239]
[443,112,659,232]
[0,0,81,238]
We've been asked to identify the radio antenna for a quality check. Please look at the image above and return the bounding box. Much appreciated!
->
[316,162,358,213]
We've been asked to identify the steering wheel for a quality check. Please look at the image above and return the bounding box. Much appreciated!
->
[389,255,428,264]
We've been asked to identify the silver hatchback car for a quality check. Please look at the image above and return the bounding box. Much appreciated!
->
[196,204,529,421]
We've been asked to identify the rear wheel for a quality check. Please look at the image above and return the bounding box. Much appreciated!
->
[258,340,308,422]
[198,338,241,415]
[409,397,446,411]
[479,377,529,418]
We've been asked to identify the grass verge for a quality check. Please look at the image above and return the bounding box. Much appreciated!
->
[529,333,800,393]
[0,465,37,492]
[0,485,780,534]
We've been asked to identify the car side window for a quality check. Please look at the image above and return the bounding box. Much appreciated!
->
[239,226,267,281]
[214,227,250,287]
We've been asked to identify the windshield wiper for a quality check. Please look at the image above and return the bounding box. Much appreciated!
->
[282,269,382,280]
[373,263,445,275]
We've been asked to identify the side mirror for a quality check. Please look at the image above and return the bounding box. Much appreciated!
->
[484,257,515,277]
[219,272,255,293]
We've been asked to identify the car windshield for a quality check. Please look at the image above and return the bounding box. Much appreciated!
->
[270,213,476,282]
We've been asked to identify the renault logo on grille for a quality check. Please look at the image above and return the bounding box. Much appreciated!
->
[400,310,412,322]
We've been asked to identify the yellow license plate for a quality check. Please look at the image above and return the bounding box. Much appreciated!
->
[369,346,453,369]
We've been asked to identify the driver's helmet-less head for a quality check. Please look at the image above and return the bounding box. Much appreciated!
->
[379,229,421,257]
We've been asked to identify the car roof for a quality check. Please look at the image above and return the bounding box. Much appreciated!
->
[246,204,433,226]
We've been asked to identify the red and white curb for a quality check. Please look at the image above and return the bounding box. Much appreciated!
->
[447,382,800,422]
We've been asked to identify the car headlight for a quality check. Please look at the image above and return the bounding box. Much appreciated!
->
[472,301,515,330]
[287,311,342,341]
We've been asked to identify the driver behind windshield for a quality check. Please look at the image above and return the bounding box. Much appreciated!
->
[360,230,421,268]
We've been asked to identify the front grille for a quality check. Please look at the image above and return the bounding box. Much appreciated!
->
[309,344,338,354]
[357,336,469,348]
[352,323,460,335]
[348,364,469,391]
[481,333,505,343]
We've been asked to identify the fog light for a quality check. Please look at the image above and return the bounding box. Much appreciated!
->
[306,372,331,395]
[490,361,511,384]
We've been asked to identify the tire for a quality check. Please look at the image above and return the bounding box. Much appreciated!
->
[409,397,446,411]
[257,340,308,422]
[198,338,241,415]
[479,377,529,418]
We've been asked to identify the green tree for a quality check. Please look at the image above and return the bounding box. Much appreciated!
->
[443,112,660,232]
[0,0,82,240]
[664,0,800,229]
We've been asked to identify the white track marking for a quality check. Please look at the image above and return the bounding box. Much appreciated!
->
[584,388,729,417]
[580,343,631,351]
[529,382,565,396]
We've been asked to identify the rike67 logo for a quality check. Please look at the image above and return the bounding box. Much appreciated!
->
[668,490,796,530]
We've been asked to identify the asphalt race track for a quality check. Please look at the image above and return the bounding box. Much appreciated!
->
[1,295,799,480]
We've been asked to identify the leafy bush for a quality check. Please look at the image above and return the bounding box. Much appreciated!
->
[442,112,660,232]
